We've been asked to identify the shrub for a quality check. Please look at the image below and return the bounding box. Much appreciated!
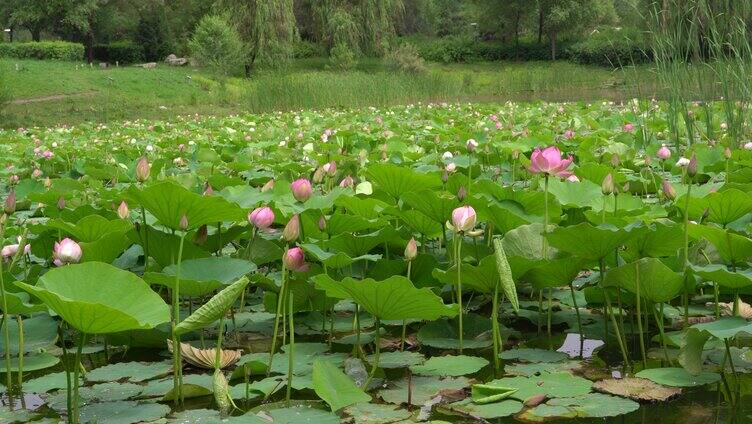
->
[293,40,326,59]
[329,43,357,71]
[0,64,10,114]
[93,41,145,64]
[136,12,173,62]
[567,28,651,67]
[0,42,85,61]
[385,43,426,73]
[189,15,245,82]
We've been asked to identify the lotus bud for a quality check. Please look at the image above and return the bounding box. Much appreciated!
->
[404,238,418,261]
[657,144,671,160]
[282,214,301,242]
[4,191,16,215]
[466,139,478,152]
[203,183,214,196]
[318,216,327,231]
[117,201,129,219]
[31,169,42,178]
[644,155,652,166]
[451,205,476,233]
[446,163,457,173]
[339,175,355,188]
[676,157,690,167]
[441,169,449,183]
[261,179,275,192]
[179,214,189,231]
[53,238,82,266]
[601,174,615,195]
[283,247,306,272]
[661,179,676,201]
[291,179,313,202]
[323,160,337,176]
[687,153,698,177]
[622,183,630,193]
[44,177,52,189]
[457,186,467,201]
[312,167,325,183]
[610,154,620,168]
[57,196,66,211]
[724,147,732,159]
[194,224,208,245]
[135,156,150,182]
[249,206,275,229]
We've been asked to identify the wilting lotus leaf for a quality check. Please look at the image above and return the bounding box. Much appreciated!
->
[500,348,568,363]
[444,398,523,419]
[602,258,683,303]
[86,360,172,383]
[312,360,371,411]
[0,313,57,355]
[485,372,592,402]
[547,222,635,260]
[378,375,470,406]
[343,402,411,424]
[312,274,458,321]
[471,384,518,404]
[409,354,489,377]
[126,180,245,231]
[368,351,425,369]
[167,340,241,369]
[147,257,255,297]
[692,265,752,289]
[688,224,752,266]
[635,367,721,387]
[79,400,170,424]
[522,393,639,420]
[504,361,583,377]
[417,313,494,349]
[15,262,170,334]
[175,277,250,336]
[366,163,441,200]
[592,377,682,401]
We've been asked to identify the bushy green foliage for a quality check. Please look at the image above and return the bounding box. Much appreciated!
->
[330,43,358,70]
[411,37,570,63]
[136,12,173,62]
[189,15,245,80]
[293,40,327,59]
[0,64,11,114]
[0,42,84,61]
[93,41,145,64]
[385,42,426,72]
[567,27,650,67]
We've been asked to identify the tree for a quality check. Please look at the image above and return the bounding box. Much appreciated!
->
[189,14,245,83]
[1,0,56,41]
[214,0,297,74]
[538,0,617,59]
[136,8,172,61]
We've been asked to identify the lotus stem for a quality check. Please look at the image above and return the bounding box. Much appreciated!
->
[401,261,412,351]
[268,255,288,375]
[285,292,294,406]
[455,234,464,354]
[171,232,187,406]
[16,315,23,391]
[363,317,381,390]
[140,206,150,269]
[635,261,647,367]
[724,338,738,400]
[682,182,691,326]
[537,290,543,336]
[603,290,630,369]
[569,283,583,358]
[652,304,671,365]
[491,281,501,376]
[72,332,87,424]
[59,324,72,419]
[0,258,13,392]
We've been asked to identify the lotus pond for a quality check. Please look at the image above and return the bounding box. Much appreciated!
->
[1,101,752,423]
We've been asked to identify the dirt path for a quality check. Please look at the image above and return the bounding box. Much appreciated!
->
[10,91,98,105]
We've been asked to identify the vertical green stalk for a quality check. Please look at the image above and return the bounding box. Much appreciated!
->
[60,324,72,419]
[491,281,501,376]
[724,338,738,400]
[455,234,464,354]
[0,257,12,391]
[285,292,294,406]
[682,183,692,326]
[72,332,87,424]
[16,315,23,391]
[401,261,412,351]
[635,261,647,367]
[140,207,150,269]
[363,317,381,390]
[268,257,288,374]
[652,304,671,365]
[171,233,186,406]
[569,283,583,357]
[602,259,630,368]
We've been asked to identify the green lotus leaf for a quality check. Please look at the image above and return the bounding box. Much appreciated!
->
[471,384,518,404]
[44,215,132,242]
[366,163,441,200]
[0,314,57,355]
[175,277,250,335]
[546,177,602,208]
[522,393,639,420]
[444,398,524,419]
[494,240,520,312]
[635,367,721,387]
[691,265,752,289]
[126,180,245,231]
[603,258,684,303]
[417,313,495,350]
[79,400,170,424]
[300,243,380,269]
[433,254,498,294]
[691,316,752,340]
[485,372,592,402]
[367,351,425,369]
[688,224,752,266]
[622,220,684,261]
[0,291,46,315]
[522,257,585,290]
[377,375,470,406]
[499,348,569,363]
[678,327,712,375]
[692,188,752,226]
[146,257,255,297]
[6,352,59,371]
[128,227,210,268]
[15,262,170,334]
[402,190,458,224]
[343,402,411,424]
[312,360,370,411]
[86,360,172,383]
[547,222,635,261]
[312,274,458,321]
[409,354,488,377]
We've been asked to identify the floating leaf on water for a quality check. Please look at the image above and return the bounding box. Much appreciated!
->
[86,360,172,383]
[471,384,518,404]
[79,400,170,424]
[442,398,523,419]
[245,404,341,424]
[79,382,144,402]
[485,372,593,403]
[592,377,682,402]
[312,360,371,411]
[635,367,721,387]
[417,314,494,350]
[500,348,569,364]
[368,351,425,369]
[521,393,639,420]
[343,402,411,424]
[409,355,489,377]
[504,361,583,377]
[378,376,470,406]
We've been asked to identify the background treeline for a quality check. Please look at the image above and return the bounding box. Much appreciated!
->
[0,0,750,72]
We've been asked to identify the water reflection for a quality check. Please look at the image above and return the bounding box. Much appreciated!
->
[557,333,605,358]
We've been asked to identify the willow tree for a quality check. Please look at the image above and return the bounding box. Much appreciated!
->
[214,0,298,74]
[358,0,404,56]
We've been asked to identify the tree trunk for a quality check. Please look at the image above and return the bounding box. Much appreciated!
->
[31,29,41,42]
[538,8,544,43]
[514,12,521,47]
[550,31,557,60]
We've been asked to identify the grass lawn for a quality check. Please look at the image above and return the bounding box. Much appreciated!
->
[0,58,658,128]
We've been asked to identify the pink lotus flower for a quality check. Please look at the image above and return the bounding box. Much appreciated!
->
[290,179,313,202]
[282,214,300,242]
[657,144,671,160]
[248,206,275,229]
[135,156,150,181]
[283,247,308,272]
[528,146,574,177]
[1,243,30,259]
[661,179,676,201]
[339,175,355,188]
[322,161,336,176]
[623,123,635,132]
[53,238,82,266]
[404,238,418,261]
[466,139,478,152]
[566,174,580,183]
[117,201,129,220]
[564,130,575,140]
[451,206,476,232]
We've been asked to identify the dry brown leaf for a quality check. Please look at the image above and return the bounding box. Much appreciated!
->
[592,377,681,402]
[709,300,752,319]
[166,340,241,370]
